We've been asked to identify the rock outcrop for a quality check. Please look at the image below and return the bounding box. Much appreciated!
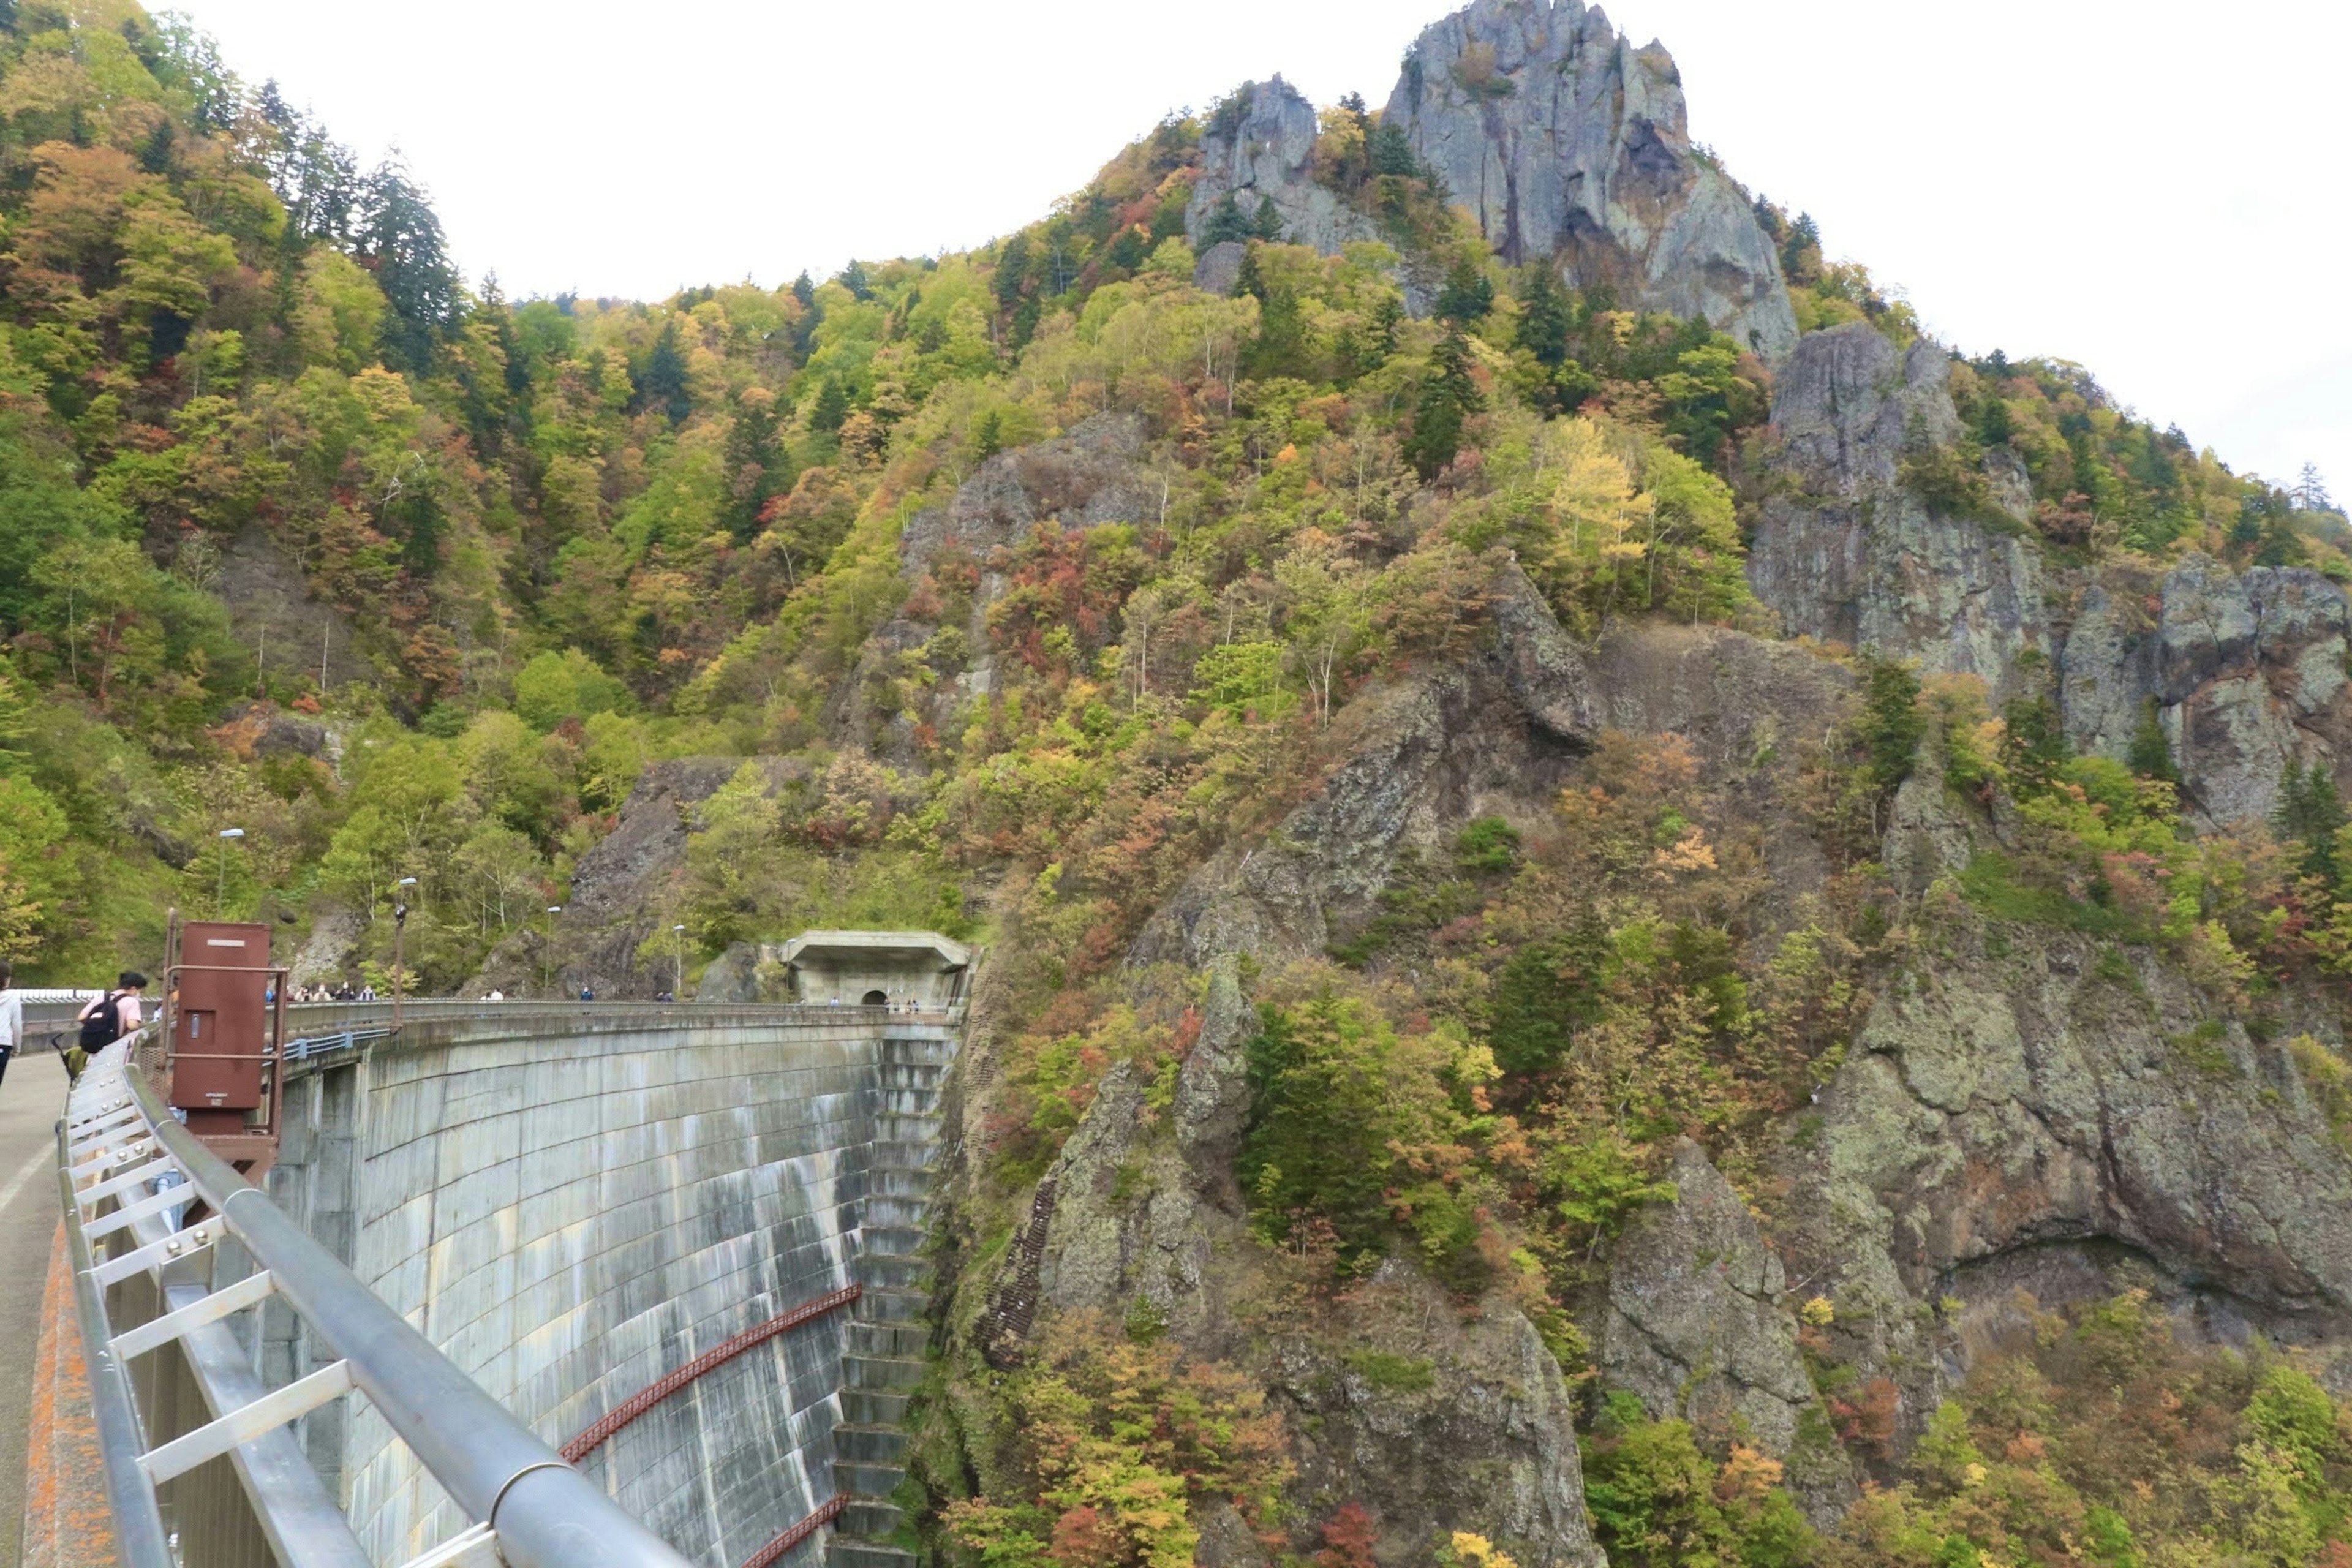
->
[899,412,1155,581]
[472,757,742,997]
[961,575,1625,1568]
[1601,1140,1820,1458]
[1780,925,2352,1446]
[1384,0,1796,355]
[856,412,1157,759]
[2063,557,2352,826]
[1183,78,1382,260]
[1746,320,2352,829]
[1747,321,2048,699]
[1133,563,1599,968]
[1185,2,1799,353]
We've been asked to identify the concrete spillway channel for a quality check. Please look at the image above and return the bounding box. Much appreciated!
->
[243,998,957,1568]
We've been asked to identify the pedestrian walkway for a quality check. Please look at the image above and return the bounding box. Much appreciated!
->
[0,1047,87,1564]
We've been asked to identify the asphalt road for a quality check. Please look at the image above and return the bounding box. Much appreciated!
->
[0,1042,78,1567]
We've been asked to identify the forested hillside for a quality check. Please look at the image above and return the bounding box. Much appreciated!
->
[14,2,2352,1566]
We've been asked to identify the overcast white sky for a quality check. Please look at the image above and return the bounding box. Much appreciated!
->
[172,0,2350,495]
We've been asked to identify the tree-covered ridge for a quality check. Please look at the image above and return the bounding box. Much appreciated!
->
[0,0,1792,984]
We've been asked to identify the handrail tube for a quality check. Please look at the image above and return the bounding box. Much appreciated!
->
[562,1284,861,1462]
[125,1070,693,1568]
[52,1119,175,1568]
[741,1496,846,1568]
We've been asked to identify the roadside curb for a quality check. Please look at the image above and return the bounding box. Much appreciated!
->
[21,1221,115,1568]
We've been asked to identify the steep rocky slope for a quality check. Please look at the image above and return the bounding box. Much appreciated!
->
[949,571,1621,1567]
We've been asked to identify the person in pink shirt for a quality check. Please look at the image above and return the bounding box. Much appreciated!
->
[70,972,147,1080]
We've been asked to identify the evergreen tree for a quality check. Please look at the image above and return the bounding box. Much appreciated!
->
[1434,257,1494,323]
[2127,699,2179,785]
[356,160,461,377]
[809,379,851,434]
[836,262,873,301]
[1402,326,1482,481]
[2255,496,2306,567]
[1369,120,1418,178]
[1202,192,1251,247]
[2274,761,2346,884]
[1104,226,1147,271]
[2295,462,2337,515]
[971,408,1004,462]
[993,233,1030,314]
[1233,243,1265,301]
[1781,211,1823,285]
[722,390,791,542]
[790,274,822,360]
[2000,694,2069,791]
[1974,390,2015,447]
[1249,195,1283,242]
[635,319,692,425]
[138,119,174,175]
[1858,657,1926,798]
[389,486,444,576]
[1517,265,1572,368]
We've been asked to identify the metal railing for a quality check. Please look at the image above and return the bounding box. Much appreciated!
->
[278,997,967,1040]
[56,1033,696,1568]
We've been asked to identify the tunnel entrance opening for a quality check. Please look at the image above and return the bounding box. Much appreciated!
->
[862,990,888,1008]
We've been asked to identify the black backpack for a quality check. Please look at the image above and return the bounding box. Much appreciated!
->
[78,993,121,1049]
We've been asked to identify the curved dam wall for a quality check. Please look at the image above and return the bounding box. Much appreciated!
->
[254,1006,946,1568]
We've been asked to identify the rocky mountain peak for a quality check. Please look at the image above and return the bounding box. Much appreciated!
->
[1186,1,1798,355]
[1185,77,1384,262]
[1384,0,1798,354]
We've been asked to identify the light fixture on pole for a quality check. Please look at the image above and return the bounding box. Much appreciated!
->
[393,878,418,1027]
[544,906,563,996]
[215,828,245,916]
[673,925,686,1002]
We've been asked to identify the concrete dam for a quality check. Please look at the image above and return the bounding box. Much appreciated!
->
[40,932,970,1568]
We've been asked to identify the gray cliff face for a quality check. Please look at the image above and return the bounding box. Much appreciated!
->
[899,410,1153,582]
[1384,0,1797,355]
[851,412,1156,764]
[1778,902,2352,1450]
[1600,1140,1820,1458]
[1747,322,2352,828]
[1747,321,2048,701]
[2064,557,2352,827]
[1183,78,1382,260]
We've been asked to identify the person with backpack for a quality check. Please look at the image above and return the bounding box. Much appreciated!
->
[68,972,146,1083]
[0,957,17,1088]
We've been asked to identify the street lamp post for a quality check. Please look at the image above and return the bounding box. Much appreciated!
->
[673,925,686,1002]
[215,828,245,916]
[543,907,563,997]
[393,877,418,1027]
